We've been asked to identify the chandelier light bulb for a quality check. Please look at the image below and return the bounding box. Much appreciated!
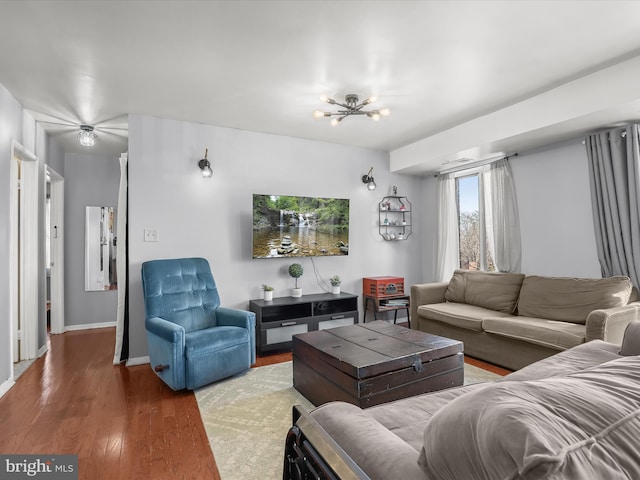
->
[380,108,391,117]
[330,117,341,127]
[369,111,381,121]
[313,110,325,119]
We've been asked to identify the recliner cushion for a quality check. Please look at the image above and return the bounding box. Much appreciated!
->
[184,326,249,358]
[444,269,525,314]
[482,316,585,350]
[517,275,633,324]
[417,303,512,332]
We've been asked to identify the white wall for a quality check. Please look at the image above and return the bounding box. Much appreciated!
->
[127,115,423,360]
[420,138,601,282]
[64,153,120,328]
[0,83,63,394]
[0,83,25,389]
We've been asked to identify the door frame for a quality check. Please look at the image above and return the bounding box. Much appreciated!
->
[9,139,41,367]
[47,166,65,335]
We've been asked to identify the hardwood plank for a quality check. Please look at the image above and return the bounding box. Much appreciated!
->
[0,328,220,480]
[0,326,506,480]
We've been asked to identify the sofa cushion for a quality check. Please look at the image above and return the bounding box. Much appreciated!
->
[418,355,640,480]
[620,321,640,356]
[417,303,512,332]
[482,316,585,350]
[517,275,632,324]
[444,269,525,314]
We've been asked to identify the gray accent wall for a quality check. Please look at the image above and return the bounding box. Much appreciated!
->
[64,153,120,327]
[127,114,424,360]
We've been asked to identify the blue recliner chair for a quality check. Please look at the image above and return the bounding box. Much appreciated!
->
[141,257,256,390]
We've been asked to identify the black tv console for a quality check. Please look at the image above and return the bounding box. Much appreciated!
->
[249,292,359,355]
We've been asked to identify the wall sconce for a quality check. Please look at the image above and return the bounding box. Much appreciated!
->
[198,148,212,178]
[361,167,376,190]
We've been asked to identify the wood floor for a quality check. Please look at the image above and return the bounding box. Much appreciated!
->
[0,327,508,480]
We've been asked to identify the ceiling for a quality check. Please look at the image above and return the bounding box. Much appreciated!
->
[2,1,640,174]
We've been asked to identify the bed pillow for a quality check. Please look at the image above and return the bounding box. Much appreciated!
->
[418,356,640,480]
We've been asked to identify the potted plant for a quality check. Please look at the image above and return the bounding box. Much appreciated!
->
[289,263,304,298]
[261,284,274,301]
[330,275,341,294]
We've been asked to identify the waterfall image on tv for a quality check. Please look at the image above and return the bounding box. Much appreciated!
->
[252,194,349,258]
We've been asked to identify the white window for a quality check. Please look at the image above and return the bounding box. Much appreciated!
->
[455,172,494,271]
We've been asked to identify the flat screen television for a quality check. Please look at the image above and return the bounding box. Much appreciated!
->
[252,194,349,258]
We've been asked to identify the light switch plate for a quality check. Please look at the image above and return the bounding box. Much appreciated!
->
[144,228,159,242]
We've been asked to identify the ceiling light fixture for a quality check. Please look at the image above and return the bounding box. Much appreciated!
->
[78,125,96,147]
[362,167,376,190]
[198,148,213,178]
[314,94,390,126]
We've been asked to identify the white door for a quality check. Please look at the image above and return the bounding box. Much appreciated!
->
[48,167,65,335]
[10,140,41,367]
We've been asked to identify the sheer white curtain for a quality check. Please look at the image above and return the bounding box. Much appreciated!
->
[436,173,459,281]
[113,152,128,364]
[482,158,521,272]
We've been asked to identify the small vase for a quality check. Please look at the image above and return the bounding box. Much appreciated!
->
[263,290,273,301]
[331,286,340,294]
[291,288,302,298]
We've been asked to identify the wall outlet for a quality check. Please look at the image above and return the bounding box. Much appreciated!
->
[144,228,159,242]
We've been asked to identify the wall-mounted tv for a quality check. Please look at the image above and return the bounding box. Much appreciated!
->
[252,194,349,258]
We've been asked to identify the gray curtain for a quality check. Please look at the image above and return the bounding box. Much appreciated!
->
[586,124,640,287]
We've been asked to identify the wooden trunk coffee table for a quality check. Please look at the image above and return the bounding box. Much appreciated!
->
[292,320,463,408]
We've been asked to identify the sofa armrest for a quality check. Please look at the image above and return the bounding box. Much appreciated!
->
[410,282,449,329]
[216,307,257,364]
[284,405,371,480]
[586,302,640,344]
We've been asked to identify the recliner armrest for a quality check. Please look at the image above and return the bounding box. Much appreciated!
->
[216,307,257,365]
[216,307,256,330]
[586,302,640,344]
[146,316,185,346]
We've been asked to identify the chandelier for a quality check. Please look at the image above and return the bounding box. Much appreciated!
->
[314,94,390,126]
[78,125,97,147]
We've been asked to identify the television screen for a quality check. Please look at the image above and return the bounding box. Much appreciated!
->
[252,194,349,258]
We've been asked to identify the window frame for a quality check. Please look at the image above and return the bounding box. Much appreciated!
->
[454,166,493,271]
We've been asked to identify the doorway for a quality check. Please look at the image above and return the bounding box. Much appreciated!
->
[9,140,43,377]
[47,167,65,335]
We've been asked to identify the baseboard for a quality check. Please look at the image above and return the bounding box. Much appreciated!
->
[37,344,48,357]
[126,356,150,367]
[0,378,16,399]
[64,321,117,332]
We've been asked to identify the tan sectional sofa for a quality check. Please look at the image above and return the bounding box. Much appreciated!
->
[410,270,640,370]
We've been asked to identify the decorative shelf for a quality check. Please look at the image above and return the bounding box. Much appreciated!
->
[378,194,412,241]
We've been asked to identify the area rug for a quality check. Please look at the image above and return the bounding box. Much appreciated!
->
[195,361,499,480]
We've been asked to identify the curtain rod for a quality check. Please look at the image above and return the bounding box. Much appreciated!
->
[435,153,518,177]
[581,131,627,145]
